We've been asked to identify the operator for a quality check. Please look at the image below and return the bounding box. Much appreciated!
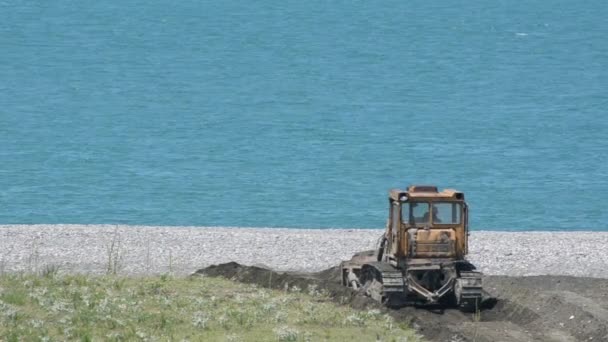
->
[423,205,442,223]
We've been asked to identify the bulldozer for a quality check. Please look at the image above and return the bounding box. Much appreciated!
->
[341,185,483,311]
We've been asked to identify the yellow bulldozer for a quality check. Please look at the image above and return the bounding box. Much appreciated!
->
[341,185,483,311]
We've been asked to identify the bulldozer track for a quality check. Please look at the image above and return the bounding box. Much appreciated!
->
[362,262,404,293]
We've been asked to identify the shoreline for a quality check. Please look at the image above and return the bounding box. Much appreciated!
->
[1,224,607,278]
[3,223,608,232]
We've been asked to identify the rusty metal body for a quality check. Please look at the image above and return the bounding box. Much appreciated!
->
[341,185,483,310]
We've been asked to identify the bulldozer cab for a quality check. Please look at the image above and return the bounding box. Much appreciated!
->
[387,185,468,260]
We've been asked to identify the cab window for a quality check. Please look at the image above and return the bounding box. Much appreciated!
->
[401,202,462,224]
[433,202,462,224]
[401,202,430,224]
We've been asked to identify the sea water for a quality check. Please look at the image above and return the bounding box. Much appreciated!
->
[1,1,607,230]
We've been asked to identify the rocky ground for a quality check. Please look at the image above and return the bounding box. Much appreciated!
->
[1,225,607,278]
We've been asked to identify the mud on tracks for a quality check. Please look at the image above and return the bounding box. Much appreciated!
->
[195,263,608,342]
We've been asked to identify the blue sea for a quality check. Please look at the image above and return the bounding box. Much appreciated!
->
[1,1,607,230]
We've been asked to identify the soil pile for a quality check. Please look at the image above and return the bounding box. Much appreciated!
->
[196,263,608,342]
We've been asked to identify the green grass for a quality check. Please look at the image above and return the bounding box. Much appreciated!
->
[0,273,423,341]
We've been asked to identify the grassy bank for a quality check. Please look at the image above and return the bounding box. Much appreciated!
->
[0,273,422,341]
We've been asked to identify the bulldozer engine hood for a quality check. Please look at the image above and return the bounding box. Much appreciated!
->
[408,228,456,257]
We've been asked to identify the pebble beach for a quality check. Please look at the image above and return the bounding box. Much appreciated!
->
[1,225,607,278]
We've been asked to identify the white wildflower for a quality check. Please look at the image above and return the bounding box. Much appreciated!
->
[97,297,109,313]
[29,319,44,328]
[262,302,276,313]
[50,301,70,313]
[273,325,299,342]
[194,297,205,307]
[225,334,242,342]
[3,307,18,321]
[307,284,320,297]
[396,336,414,342]
[135,330,147,339]
[234,294,244,304]
[274,311,288,323]
[384,314,394,330]
[63,327,74,338]
[192,311,209,329]
[344,313,366,327]
[302,303,316,318]
[106,331,122,340]
[218,313,229,327]
[257,289,269,299]
[366,309,382,318]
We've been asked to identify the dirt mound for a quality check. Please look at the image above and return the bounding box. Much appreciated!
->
[197,262,378,310]
[482,276,608,341]
[196,263,608,342]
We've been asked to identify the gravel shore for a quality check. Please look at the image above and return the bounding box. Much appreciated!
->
[1,225,607,278]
